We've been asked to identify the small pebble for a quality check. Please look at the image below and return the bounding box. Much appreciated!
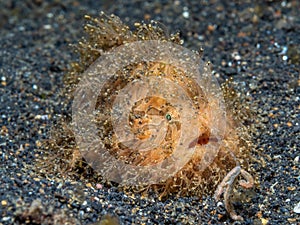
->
[1,200,8,206]
[293,202,300,214]
[182,11,189,19]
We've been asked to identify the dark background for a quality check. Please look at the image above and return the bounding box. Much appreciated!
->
[0,0,299,224]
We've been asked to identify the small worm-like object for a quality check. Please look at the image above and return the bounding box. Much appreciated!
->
[214,165,254,221]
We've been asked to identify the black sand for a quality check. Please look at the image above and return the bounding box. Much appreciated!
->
[0,0,299,224]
